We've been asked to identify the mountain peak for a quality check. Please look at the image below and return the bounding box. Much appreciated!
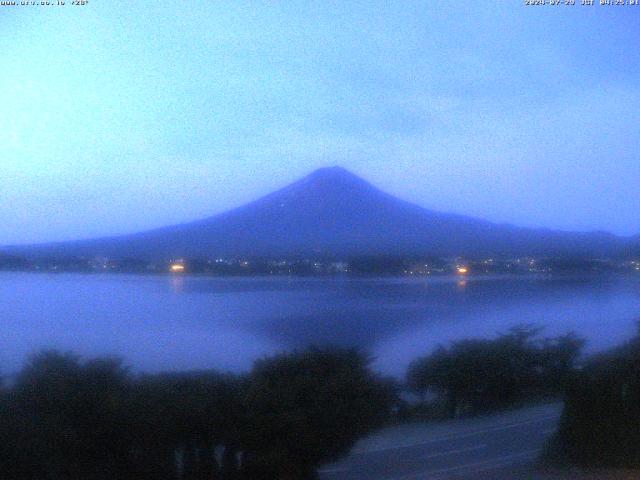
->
[308,165,354,178]
[300,166,373,191]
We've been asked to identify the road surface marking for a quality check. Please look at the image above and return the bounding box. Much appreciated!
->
[424,443,487,460]
[353,414,558,455]
[318,466,350,474]
[392,448,540,480]
[429,448,541,479]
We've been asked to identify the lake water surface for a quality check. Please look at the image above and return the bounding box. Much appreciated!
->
[1,273,639,376]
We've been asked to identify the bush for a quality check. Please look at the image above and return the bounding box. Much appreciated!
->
[551,326,640,467]
[241,348,397,479]
[407,326,584,418]
[0,347,396,480]
[0,351,132,480]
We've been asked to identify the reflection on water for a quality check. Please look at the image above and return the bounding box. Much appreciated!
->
[1,273,639,376]
[170,275,185,294]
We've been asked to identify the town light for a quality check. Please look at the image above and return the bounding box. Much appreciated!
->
[170,263,185,273]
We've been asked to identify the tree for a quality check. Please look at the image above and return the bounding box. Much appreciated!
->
[241,348,396,479]
[0,350,132,480]
[128,370,243,480]
[551,325,640,467]
[407,326,584,418]
[539,332,585,394]
[0,348,396,480]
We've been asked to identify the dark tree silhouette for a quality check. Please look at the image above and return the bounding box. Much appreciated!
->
[407,326,584,418]
[0,351,245,480]
[551,324,640,467]
[128,370,243,480]
[0,351,132,480]
[0,347,394,480]
[538,332,585,394]
[241,347,396,480]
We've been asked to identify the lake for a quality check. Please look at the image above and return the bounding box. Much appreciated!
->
[1,273,639,377]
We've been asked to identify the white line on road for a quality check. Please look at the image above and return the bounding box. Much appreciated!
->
[354,414,558,455]
[391,448,540,480]
[318,466,350,474]
[424,443,487,460]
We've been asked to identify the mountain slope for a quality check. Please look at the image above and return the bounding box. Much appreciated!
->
[3,167,635,259]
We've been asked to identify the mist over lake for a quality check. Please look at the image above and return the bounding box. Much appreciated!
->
[2,273,639,377]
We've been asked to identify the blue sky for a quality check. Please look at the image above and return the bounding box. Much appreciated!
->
[1,1,639,244]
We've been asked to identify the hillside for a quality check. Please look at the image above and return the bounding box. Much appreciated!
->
[3,167,636,260]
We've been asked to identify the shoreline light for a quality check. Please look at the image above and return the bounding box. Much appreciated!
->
[170,263,185,273]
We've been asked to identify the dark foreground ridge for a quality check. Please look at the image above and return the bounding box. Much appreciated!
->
[3,166,639,260]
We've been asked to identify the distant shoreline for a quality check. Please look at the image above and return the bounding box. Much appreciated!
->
[0,269,638,281]
[2,253,638,278]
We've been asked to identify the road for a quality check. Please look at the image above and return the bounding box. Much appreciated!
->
[319,403,563,480]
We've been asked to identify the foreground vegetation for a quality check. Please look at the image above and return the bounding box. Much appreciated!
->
[408,325,640,470]
[406,326,584,418]
[4,324,635,479]
[0,348,395,480]
[547,325,640,469]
